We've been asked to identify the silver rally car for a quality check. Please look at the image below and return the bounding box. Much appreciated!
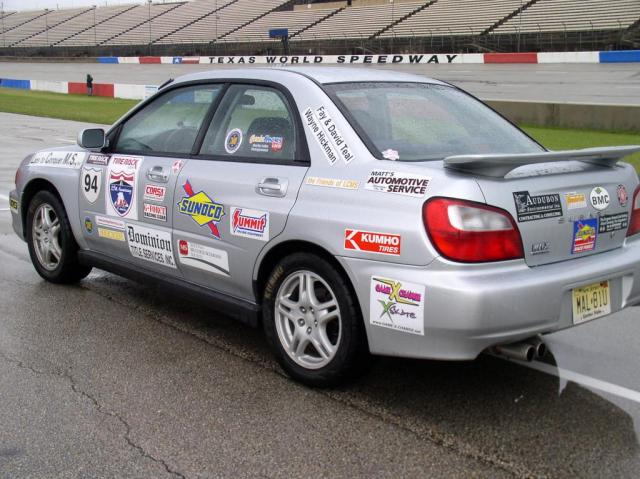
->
[9,67,640,386]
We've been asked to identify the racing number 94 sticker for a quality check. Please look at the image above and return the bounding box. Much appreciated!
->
[81,167,102,204]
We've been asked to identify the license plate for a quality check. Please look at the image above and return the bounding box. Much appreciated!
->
[572,280,611,325]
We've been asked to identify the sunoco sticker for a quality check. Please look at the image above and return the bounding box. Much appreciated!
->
[365,170,430,198]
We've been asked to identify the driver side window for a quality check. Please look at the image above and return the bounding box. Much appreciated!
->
[115,85,222,155]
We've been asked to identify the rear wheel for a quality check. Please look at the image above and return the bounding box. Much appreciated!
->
[26,190,91,283]
[262,253,369,387]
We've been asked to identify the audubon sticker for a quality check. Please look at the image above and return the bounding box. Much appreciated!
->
[513,191,563,222]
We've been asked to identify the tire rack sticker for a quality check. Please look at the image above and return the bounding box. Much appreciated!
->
[106,155,143,220]
[126,223,176,268]
[29,151,86,169]
[304,106,355,165]
[344,229,401,256]
[370,277,425,336]
[178,240,230,277]
[86,154,110,166]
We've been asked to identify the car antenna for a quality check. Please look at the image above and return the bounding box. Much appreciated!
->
[158,78,174,90]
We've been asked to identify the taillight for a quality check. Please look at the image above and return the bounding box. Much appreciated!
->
[627,185,640,237]
[423,197,524,263]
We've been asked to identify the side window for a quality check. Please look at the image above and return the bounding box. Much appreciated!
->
[115,85,222,155]
[200,85,296,161]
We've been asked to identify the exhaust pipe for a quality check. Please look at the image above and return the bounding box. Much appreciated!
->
[492,341,536,362]
[523,337,546,359]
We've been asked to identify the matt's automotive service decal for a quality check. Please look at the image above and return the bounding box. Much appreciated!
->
[365,170,430,198]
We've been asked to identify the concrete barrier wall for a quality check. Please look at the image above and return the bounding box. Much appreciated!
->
[487,100,640,132]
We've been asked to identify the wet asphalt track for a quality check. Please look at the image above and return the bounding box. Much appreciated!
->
[1,61,639,105]
[2,112,640,477]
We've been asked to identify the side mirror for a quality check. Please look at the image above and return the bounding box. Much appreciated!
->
[77,128,106,149]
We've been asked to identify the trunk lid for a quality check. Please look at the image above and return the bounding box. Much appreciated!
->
[444,147,640,267]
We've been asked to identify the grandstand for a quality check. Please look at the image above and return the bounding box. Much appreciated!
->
[0,0,638,55]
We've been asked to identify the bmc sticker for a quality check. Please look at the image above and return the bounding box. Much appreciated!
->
[344,229,401,256]
[29,151,86,169]
[230,207,269,241]
[126,224,176,268]
[369,277,425,336]
[365,170,430,198]
[81,167,102,204]
[177,181,225,239]
[143,203,167,222]
[565,192,587,210]
[144,184,166,202]
[225,128,243,154]
[178,240,230,277]
[513,191,563,222]
[590,187,610,211]
[106,155,143,220]
[572,218,598,254]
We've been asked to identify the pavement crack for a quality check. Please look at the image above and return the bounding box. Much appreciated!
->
[0,349,187,479]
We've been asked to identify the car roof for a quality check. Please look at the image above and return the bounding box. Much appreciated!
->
[171,66,446,87]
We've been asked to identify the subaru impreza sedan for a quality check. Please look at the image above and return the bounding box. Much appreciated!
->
[9,67,640,386]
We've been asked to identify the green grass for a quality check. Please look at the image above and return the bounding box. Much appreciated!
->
[0,87,139,124]
[521,125,640,171]
[1,87,639,170]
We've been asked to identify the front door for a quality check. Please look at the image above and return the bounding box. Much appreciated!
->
[80,83,224,276]
[173,83,308,301]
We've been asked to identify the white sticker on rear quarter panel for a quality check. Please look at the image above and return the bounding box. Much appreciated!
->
[365,170,430,198]
[370,277,424,336]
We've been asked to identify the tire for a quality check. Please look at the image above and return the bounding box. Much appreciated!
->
[262,252,369,387]
[26,190,92,284]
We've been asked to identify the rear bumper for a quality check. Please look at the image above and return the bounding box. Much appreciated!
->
[339,237,640,360]
[9,190,24,241]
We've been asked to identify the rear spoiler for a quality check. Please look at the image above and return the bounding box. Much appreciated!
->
[443,146,640,178]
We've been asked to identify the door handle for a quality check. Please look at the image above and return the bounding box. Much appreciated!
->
[146,166,169,183]
[257,177,288,197]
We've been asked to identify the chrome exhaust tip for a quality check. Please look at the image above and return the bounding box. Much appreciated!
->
[523,337,547,359]
[493,341,536,362]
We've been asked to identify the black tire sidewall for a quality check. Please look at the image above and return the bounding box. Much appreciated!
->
[262,252,368,387]
[26,190,89,283]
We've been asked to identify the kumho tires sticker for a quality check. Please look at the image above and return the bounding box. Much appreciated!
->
[344,229,401,256]
[365,170,430,198]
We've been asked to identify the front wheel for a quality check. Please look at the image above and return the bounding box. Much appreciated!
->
[262,253,369,387]
[26,190,92,283]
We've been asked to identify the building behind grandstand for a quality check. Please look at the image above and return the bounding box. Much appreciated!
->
[0,0,638,57]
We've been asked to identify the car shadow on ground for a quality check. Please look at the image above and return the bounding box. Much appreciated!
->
[73,271,640,476]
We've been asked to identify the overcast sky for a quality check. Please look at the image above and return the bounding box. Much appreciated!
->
[2,0,153,11]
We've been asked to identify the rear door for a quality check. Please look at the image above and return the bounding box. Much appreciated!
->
[174,83,308,300]
[80,83,224,275]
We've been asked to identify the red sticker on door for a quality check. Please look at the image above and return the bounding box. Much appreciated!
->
[344,229,401,256]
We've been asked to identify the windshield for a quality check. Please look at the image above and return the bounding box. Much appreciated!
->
[325,82,543,162]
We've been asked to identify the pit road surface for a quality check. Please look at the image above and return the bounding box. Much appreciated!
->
[2,112,640,478]
[1,61,639,105]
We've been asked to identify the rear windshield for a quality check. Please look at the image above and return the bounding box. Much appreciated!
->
[325,82,543,162]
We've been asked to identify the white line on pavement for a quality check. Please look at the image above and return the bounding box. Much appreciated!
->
[510,358,640,404]
[55,138,75,144]
[0,193,9,201]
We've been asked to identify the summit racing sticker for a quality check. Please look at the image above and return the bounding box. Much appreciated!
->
[365,170,430,198]
[572,218,598,254]
[230,207,269,241]
[106,155,143,220]
[344,229,401,256]
[370,277,424,336]
[126,224,176,268]
[177,181,225,239]
[178,240,230,277]
[29,151,85,169]
[304,106,354,165]
[512,191,562,222]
